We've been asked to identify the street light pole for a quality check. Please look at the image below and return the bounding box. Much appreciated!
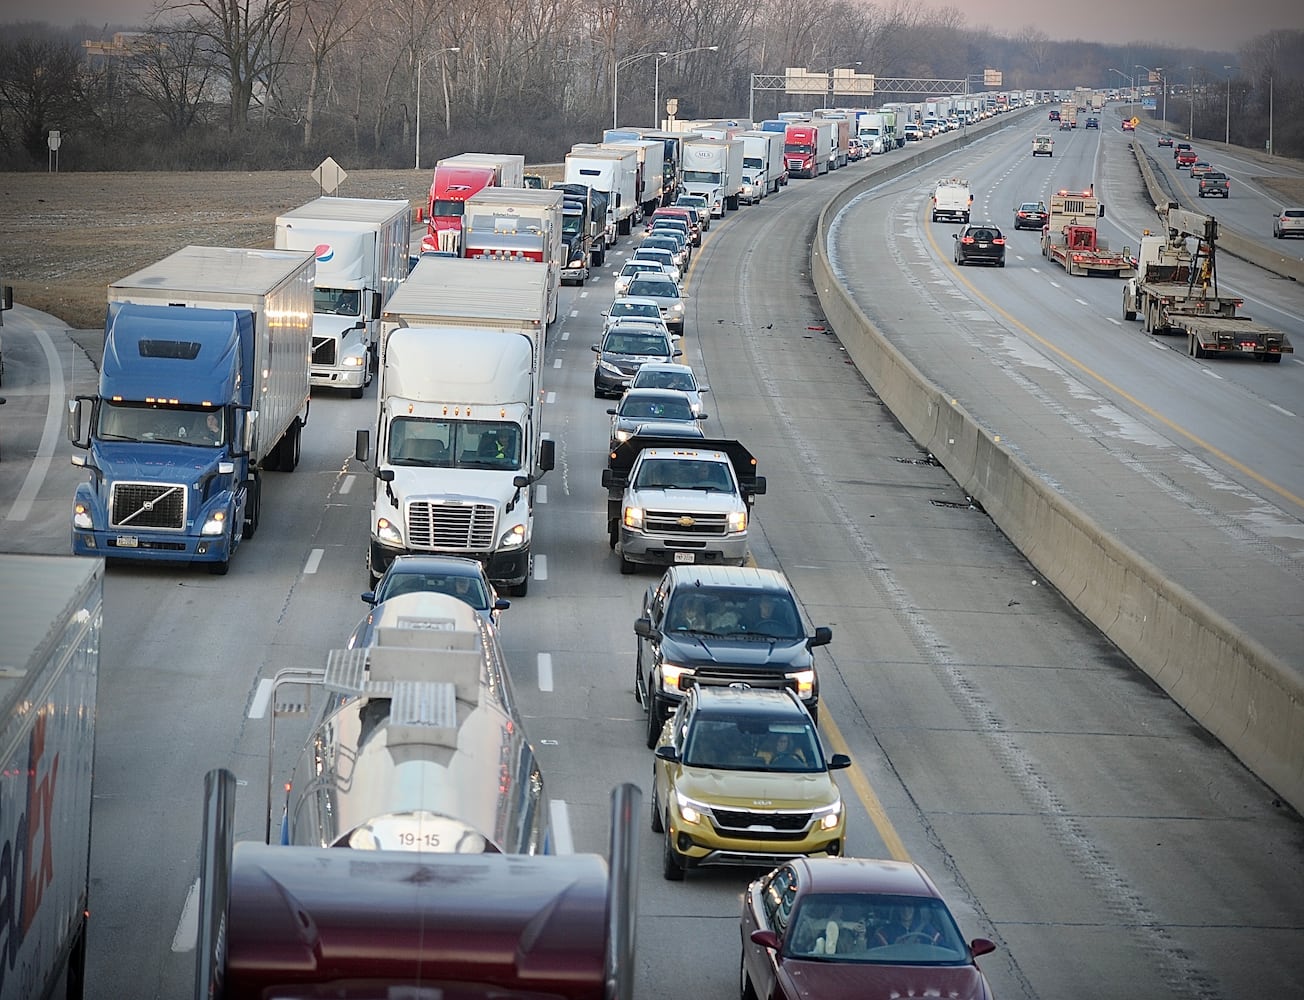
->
[613,50,661,129]
[415,46,459,171]
[653,45,718,129]
[1188,66,1195,139]
[1224,65,1232,146]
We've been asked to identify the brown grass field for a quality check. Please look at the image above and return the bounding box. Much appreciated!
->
[1,164,1297,330]
[2,165,562,330]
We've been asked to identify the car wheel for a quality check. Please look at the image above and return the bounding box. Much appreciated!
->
[999,259,1006,268]
[650,777,664,833]
[645,697,664,748]
[662,828,686,881]
[594,384,605,398]
[619,554,637,575]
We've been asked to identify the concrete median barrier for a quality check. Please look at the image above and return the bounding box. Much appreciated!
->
[813,136,1304,814]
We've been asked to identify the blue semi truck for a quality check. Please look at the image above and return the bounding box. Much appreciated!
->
[68,246,314,574]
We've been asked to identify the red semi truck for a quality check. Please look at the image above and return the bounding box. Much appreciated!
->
[423,162,498,253]
[784,123,826,178]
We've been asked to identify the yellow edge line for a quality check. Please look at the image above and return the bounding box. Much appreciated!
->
[923,213,1304,512]
[820,709,911,862]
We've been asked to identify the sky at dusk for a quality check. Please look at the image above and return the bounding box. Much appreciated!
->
[5,0,1298,53]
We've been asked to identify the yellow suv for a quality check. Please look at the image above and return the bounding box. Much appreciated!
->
[651,684,850,881]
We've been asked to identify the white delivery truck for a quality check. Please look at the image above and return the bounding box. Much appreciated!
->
[274,197,410,398]
[358,255,554,594]
[0,555,101,1000]
[603,138,666,218]
[856,112,887,154]
[70,247,314,573]
[739,130,784,200]
[931,178,973,224]
[682,138,744,216]
[462,186,564,326]
[567,144,641,236]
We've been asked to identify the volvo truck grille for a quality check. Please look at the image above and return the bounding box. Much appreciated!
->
[312,336,337,366]
[407,501,497,550]
[111,482,187,530]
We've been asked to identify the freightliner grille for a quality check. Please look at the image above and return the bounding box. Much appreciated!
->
[644,510,729,535]
[312,337,337,366]
[111,482,187,530]
[712,807,812,839]
[407,501,497,550]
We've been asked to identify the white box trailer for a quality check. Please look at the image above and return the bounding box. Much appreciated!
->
[0,555,102,1000]
[602,138,666,217]
[565,147,639,241]
[739,130,785,198]
[682,138,744,215]
[275,197,411,397]
[462,187,564,326]
[444,152,526,190]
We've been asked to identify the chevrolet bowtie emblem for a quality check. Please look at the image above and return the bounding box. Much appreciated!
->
[677,516,696,527]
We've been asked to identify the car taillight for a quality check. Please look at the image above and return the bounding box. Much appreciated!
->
[961,237,975,244]
[992,238,1006,245]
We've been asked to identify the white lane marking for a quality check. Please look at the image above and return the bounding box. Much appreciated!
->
[303,548,324,574]
[1049,280,1061,288]
[1151,340,1168,350]
[1269,403,1296,417]
[5,325,64,522]
[1029,267,1041,273]
[1107,318,1122,326]
[249,678,274,719]
[553,358,563,368]
[538,652,554,692]
[340,475,355,494]
[534,553,547,582]
[561,330,570,341]
[537,484,547,504]
[1201,367,1224,379]
[579,291,589,299]
[546,391,557,404]
[570,309,579,317]
[1075,298,1089,305]
[541,431,551,440]
[171,878,200,952]
[549,800,574,855]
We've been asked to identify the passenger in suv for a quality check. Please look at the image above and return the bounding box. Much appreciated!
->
[634,565,832,745]
[650,684,850,880]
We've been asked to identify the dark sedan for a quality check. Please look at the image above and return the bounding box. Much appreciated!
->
[350,554,508,646]
[608,388,706,450]
[953,223,1006,267]
[740,857,998,1000]
[1013,201,1048,230]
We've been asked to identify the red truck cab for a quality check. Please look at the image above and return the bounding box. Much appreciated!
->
[423,165,498,253]
[783,125,818,179]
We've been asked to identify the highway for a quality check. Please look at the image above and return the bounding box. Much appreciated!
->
[0,104,1301,999]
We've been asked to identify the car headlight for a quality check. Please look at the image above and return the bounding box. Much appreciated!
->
[615,428,633,443]
[623,505,644,530]
[598,359,624,376]
[789,669,815,698]
[675,789,709,825]
[376,517,403,547]
[200,509,227,536]
[812,799,843,830]
[660,662,695,691]
[499,523,525,549]
[727,509,747,533]
[73,502,93,529]
[668,302,684,315]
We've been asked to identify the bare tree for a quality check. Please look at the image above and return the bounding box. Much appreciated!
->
[128,28,215,135]
[0,34,85,160]
[282,0,370,146]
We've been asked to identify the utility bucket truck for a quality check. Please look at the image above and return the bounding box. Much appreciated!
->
[1041,188,1135,277]
[1123,206,1293,361]
[274,196,410,397]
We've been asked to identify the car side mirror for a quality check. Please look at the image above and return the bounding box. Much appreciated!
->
[607,408,617,416]
[952,233,959,240]
[361,591,377,605]
[808,626,833,649]
[750,929,780,951]
[970,938,997,958]
[654,744,679,762]
[494,599,511,612]
[634,617,658,639]
[591,344,601,353]
[828,753,851,770]
[697,414,709,421]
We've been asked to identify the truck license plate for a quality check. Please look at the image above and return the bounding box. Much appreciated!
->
[116,535,139,548]
[673,552,695,563]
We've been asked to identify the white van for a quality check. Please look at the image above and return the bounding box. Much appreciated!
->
[931,179,973,223]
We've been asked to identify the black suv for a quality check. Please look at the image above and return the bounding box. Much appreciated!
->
[953,223,1007,267]
[633,566,832,746]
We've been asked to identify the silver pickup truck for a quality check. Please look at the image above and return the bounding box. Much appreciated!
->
[1198,172,1230,198]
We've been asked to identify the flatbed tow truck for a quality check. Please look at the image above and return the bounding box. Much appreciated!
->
[1123,205,1293,362]
[1041,187,1135,278]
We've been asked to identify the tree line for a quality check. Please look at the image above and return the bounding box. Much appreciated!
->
[0,1,1298,171]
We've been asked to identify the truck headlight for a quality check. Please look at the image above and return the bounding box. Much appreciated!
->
[623,505,644,530]
[570,256,586,268]
[813,799,843,830]
[789,669,815,698]
[727,509,747,533]
[661,662,694,690]
[342,351,366,368]
[376,517,403,547]
[499,523,526,549]
[675,790,708,825]
[200,509,227,536]
[73,503,93,529]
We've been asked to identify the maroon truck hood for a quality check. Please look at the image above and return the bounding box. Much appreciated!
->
[779,959,990,1000]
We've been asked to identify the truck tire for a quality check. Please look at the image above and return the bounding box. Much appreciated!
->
[508,574,529,597]
[350,382,365,399]
[1190,334,1207,359]
[209,549,231,576]
[1258,352,1282,363]
[593,246,606,267]
[285,420,302,471]
[619,554,637,574]
[243,473,261,540]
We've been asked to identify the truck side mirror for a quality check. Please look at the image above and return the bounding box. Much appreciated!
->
[1099,204,1106,218]
[369,291,382,320]
[354,428,369,463]
[66,398,89,448]
[807,625,833,649]
[538,438,556,472]
[749,475,767,497]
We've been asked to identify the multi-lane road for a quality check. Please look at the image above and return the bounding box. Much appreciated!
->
[0,104,1301,999]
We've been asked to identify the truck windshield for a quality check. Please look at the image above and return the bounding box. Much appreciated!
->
[634,458,732,492]
[388,417,521,471]
[97,400,224,447]
[314,287,362,317]
[783,143,813,154]
[682,170,722,183]
[562,214,583,237]
[432,200,467,217]
[666,587,803,640]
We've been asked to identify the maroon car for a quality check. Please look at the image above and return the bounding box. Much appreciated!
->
[740,857,997,1000]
